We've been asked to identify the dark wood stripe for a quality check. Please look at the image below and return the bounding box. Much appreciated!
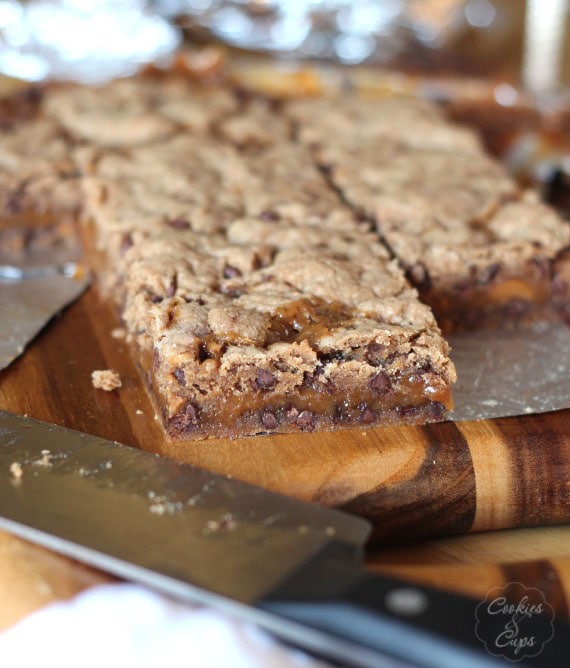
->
[500,559,569,621]
[493,411,570,528]
[340,420,476,544]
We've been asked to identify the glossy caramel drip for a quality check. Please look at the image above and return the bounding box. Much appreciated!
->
[266,298,355,346]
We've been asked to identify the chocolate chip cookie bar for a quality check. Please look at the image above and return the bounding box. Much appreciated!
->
[0,87,81,255]
[288,95,570,332]
[40,76,456,439]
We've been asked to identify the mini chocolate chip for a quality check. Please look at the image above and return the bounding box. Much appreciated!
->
[301,371,314,388]
[365,342,387,366]
[370,371,391,394]
[426,402,446,421]
[170,402,200,431]
[254,369,277,390]
[531,256,551,279]
[166,217,191,230]
[260,209,280,222]
[261,409,278,430]
[333,405,345,424]
[184,405,198,424]
[415,362,434,377]
[560,304,570,324]
[62,169,83,180]
[24,86,43,105]
[220,286,246,298]
[296,410,316,431]
[120,233,133,256]
[233,86,252,104]
[166,274,178,298]
[223,264,242,278]
[396,405,419,420]
[5,187,25,214]
[504,299,530,319]
[480,262,501,284]
[286,406,299,420]
[173,368,186,386]
[319,350,344,364]
[407,263,431,292]
[360,408,376,425]
[198,342,213,363]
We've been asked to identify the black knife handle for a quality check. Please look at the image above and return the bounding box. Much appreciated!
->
[259,550,570,668]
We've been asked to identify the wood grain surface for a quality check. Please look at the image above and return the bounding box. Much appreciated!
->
[1,285,570,632]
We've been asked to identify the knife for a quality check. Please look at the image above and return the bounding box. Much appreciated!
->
[0,411,569,667]
[0,245,90,370]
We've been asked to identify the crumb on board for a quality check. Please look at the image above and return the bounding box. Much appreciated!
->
[9,462,23,479]
[135,409,144,415]
[111,327,126,340]
[35,449,52,467]
[91,369,122,391]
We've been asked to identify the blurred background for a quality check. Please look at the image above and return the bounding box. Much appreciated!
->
[0,0,568,205]
[171,0,569,86]
[0,0,567,88]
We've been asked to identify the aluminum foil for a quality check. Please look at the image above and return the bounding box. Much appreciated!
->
[448,322,570,421]
[164,0,491,65]
[0,271,90,370]
[0,0,180,83]
[1,0,559,83]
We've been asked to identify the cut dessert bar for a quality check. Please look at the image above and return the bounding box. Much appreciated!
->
[34,76,456,440]
[128,228,456,440]
[0,86,81,255]
[287,95,570,331]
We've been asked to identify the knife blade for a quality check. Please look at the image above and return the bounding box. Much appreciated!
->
[0,245,90,370]
[0,410,569,668]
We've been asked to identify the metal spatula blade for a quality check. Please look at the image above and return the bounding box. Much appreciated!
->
[0,245,90,370]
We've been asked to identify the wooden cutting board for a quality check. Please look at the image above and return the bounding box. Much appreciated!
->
[1,286,569,542]
[1,279,570,634]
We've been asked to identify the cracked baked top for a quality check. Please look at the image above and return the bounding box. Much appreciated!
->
[288,95,570,331]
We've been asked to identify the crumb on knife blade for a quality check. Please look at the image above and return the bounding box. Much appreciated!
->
[9,462,23,479]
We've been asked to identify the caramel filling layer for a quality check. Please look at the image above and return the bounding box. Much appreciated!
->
[197,371,452,425]
[484,278,547,305]
[145,352,452,437]
[423,268,554,332]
